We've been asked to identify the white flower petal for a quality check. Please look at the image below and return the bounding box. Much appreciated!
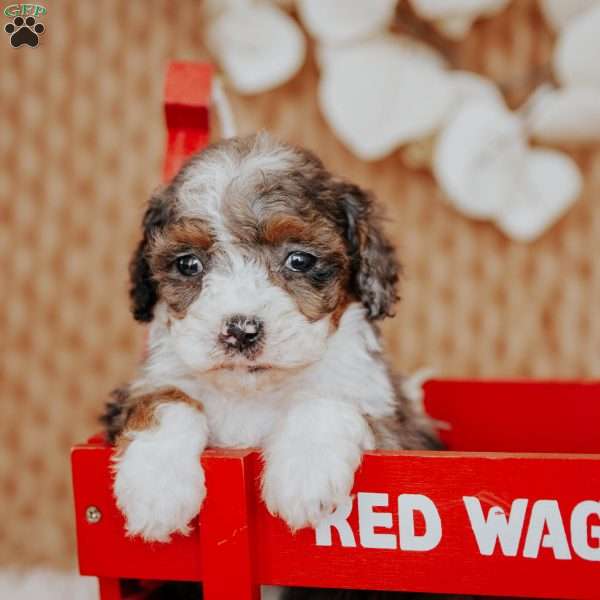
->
[448,71,505,112]
[298,0,396,45]
[554,4,600,89]
[538,0,599,30]
[409,0,510,37]
[205,4,306,94]
[316,34,447,72]
[434,102,526,218]
[496,149,581,241]
[527,87,600,143]
[318,36,453,161]
[402,73,504,169]
[409,0,510,20]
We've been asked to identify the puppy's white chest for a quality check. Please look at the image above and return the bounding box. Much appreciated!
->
[202,393,281,448]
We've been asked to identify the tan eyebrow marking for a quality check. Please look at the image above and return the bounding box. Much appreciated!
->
[260,214,312,245]
[153,220,214,253]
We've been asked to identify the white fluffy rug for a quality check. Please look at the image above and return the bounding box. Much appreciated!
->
[0,570,281,599]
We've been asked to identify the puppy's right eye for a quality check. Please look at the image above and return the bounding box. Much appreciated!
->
[285,251,317,273]
[175,254,203,277]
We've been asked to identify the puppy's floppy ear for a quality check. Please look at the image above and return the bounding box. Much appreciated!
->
[129,188,174,322]
[337,182,400,320]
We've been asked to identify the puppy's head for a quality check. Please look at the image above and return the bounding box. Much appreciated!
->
[131,134,399,378]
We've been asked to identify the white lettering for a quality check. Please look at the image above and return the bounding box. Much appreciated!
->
[523,500,572,560]
[315,498,356,547]
[570,500,600,561]
[463,497,527,556]
[398,494,442,551]
[358,493,397,549]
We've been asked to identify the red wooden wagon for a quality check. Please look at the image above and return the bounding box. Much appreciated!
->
[71,62,600,600]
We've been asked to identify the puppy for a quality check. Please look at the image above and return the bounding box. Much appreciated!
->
[102,133,439,585]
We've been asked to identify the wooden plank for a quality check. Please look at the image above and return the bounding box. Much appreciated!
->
[70,444,203,581]
[424,380,600,453]
[164,61,213,109]
[253,451,600,599]
[72,444,600,599]
[200,450,260,600]
[98,578,123,600]
[162,61,212,180]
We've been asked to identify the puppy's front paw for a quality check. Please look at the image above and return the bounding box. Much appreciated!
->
[262,450,356,531]
[113,403,208,542]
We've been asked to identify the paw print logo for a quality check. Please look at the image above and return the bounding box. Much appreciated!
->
[4,16,45,48]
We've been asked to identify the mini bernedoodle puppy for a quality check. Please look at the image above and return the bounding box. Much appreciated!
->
[102,133,440,598]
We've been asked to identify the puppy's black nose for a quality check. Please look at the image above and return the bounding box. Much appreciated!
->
[220,315,264,352]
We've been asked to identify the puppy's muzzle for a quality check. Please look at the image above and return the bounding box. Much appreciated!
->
[220,315,264,353]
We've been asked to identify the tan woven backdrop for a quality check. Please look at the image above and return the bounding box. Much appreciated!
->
[1,0,599,569]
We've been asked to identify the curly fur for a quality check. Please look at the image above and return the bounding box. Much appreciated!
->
[102,133,441,600]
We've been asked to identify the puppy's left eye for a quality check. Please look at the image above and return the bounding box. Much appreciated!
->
[285,251,317,273]
[175,254,203,277]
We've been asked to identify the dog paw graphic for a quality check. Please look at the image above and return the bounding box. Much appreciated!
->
[5,16,45,48]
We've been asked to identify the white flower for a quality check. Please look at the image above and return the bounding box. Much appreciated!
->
[526,86,600,144]
[205,3,306,94]
[318,35,453,161]
[554,3,600,89]
[538,0,599,30]
[409,0,511,39]
[400,71,504,168]
[434,101,525,219]
[297,0,397,45]
[434,101,582,240]
[496,149,581,242]
[447,71,505,113]
[200,0,587,241]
